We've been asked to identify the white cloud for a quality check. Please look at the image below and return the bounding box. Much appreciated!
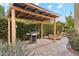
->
[53,10,58,13]
[56,16,66,23]
[57,4,63,9]
[34,3,39,5]
[48,4,52,11]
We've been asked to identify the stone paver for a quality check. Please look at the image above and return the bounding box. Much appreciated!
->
[24,37,75,56]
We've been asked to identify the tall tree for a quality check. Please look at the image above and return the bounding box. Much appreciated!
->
[56,21,65,33]
[0,5,5,17]
[65,15,74,28]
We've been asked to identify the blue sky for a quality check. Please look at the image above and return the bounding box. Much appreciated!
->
[0,3,74,22]
[35,3,74,22]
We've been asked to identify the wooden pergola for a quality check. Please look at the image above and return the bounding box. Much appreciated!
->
[7,3,59,44]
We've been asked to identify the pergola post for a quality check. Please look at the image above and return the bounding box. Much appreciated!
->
[53,19,56,41]
[41,23,43,38]
[8,17,11,44]
[11,7,16,44]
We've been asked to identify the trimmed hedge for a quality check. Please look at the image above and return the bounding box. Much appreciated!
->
[16,22,41,40]
[0,18,53,41]
[16,22,54,40]
[43,24,53,36]
[0,18,64,41]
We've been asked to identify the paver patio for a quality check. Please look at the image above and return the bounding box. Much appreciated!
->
[23,37,75,56]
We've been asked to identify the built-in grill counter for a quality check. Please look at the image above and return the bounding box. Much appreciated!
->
[26,32,40,44]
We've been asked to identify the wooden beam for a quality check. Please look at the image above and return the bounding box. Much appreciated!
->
[53,19,56,41]
[17,12,26,17]
[41,23,43,38]
[12,6,53,19]
[11,8,16,44]
[8,17,11,44]
[34,10,45,14]
[24,6,30,10]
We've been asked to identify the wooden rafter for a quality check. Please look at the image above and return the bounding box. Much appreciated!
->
[8,3,59,21]
[12,6,54,19]
[26,3,59,17]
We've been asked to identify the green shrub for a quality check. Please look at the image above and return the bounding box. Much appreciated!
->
[43,24,53,36]
[67,28,79,51]
[0,40,29,56]
[0,18,64,41]
[16,22,41,40]
[0,18,8,42]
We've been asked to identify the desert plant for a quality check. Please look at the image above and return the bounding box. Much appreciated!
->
[67,28,79,51]
[0,40,30,56]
